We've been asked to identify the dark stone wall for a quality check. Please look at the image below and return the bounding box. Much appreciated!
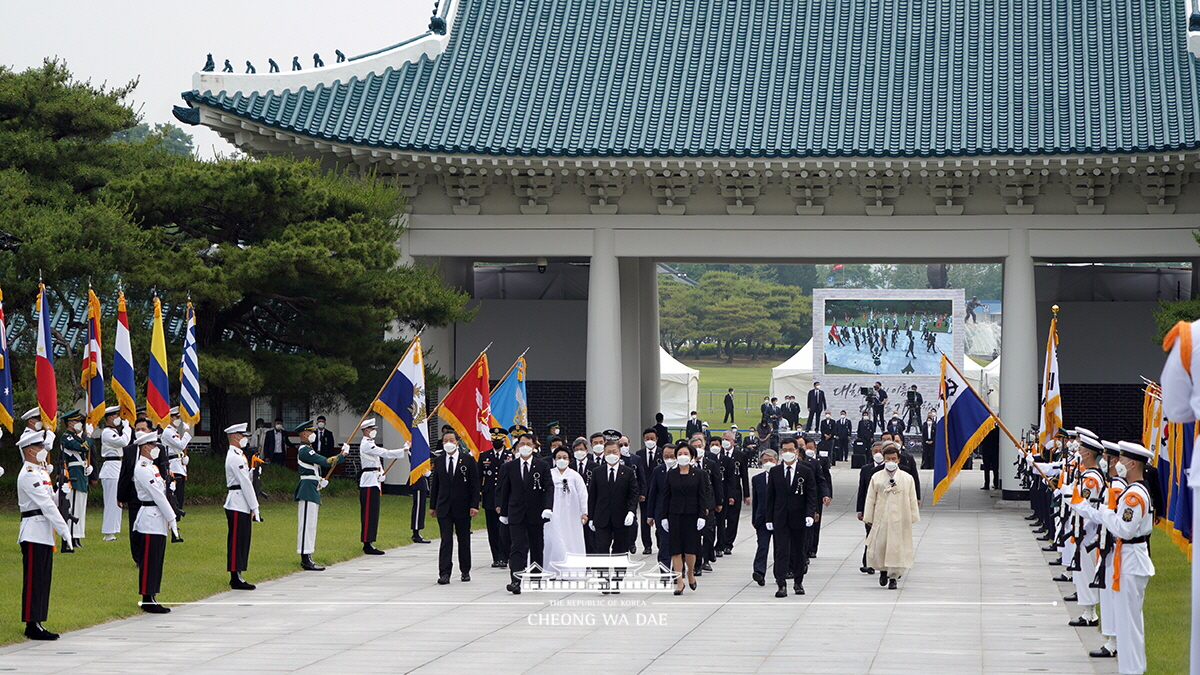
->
[524,381,587,441]
[1059,383,1145,442]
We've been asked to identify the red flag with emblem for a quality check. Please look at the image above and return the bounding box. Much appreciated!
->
[436,352,491,457]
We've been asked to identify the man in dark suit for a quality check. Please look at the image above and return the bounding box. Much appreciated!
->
[750,450,777,586]
[804,439,833,558]
[587,441,640,555]
[480,428,513,568]
[765,438,819,597]
[818,410,835,443]
[834,411,853,462]
[616,434,650,554]
[723,388,736,424]
[261,417,294,466]
[311,415,336,458]
[903,385,924,433]
[717,430,750,555]
[652,413,672,447]
[872,382,888,431]
[855,412,876,466]
[685,412,703,439]
[920,412,937,470]
[805,384,827,432]
[643,443,676,571]
[429,431,480,584]
[693,437,724,571]
[637,429,665,555]
[886,414,906,437]
[498,433,554,594]
[781,396,801,430]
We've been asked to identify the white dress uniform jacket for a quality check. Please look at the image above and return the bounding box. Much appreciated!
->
[17,461,72,546]
[161,425,191,477]
[99,424,131,479]
[133,459,178,535]
[223,447,260,514]
[357,437,409,489]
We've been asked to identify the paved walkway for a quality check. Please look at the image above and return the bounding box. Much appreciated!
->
[1,466,1114,675]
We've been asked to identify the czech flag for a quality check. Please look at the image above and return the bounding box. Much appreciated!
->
[372,337,432,484]
[111,291,137,423]
[437,352,491,457]
[34,284,57,431]
[0,287,13,433]
[81,289,106,427]
[146,296,170,428]
[179,303,200,428]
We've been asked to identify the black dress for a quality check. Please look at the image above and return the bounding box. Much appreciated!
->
[661,467,712,556]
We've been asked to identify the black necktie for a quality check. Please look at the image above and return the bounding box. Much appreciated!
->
[786,466,793,485]
[523,462,529,481]
[449,457,455,475]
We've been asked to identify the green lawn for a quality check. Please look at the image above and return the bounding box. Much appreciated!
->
[685,356,780,421]
[0,483,479,646]
[1146,527,1190,675]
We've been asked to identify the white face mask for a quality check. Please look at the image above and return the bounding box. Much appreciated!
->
[72,422,83,433]
[444,443,458,454]
[33,421,43,431]
[873,452,884,464]
[1098,458,1109,473]
[574,449,586,461]
[239,436,249,448]
[676,455,692,467]
[148,446,161,460]
[645,440,656,450]
[805,449,816,458]
[591,444,604,455]
[780,451,797,464]
[518,446,534,458]
[305,432,317,444]
[721,440,732,450]
[1114,461,1128,478]
[555,458,569,470]
[275,424,283,431]
[690,415,696,420]
[840,414,846,418]
[317,422,325,429]
[620,445,630,456]
[884,460,899,471]
[762,461,776,471]
[709,446,721,455]
[35,448,48,463]
[604,453,620,465]
[366,430,376,439]
[665,458,678,469]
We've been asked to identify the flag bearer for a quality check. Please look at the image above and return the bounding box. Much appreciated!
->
[294,420,346,570]
[351,419,409,555]
[17,429,73,640]
[224,422,260,590]
[58,410,91,547]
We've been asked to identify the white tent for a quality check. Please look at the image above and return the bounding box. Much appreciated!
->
[660,348,700,427]
[961,356,1001,411]
[769,339,814,402]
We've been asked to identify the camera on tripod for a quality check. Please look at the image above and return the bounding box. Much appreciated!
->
[860,386,877,405]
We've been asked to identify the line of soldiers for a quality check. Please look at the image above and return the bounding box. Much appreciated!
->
[1023,427,1160,675]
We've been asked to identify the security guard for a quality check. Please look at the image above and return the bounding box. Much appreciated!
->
[294,420,346,570]
[58,410,92,547]
[351,418,409,555]
[131,430,179,613]
[223,423,260,590]
[480,426,513,567]
[17,429,73,640]
[161,407,192,508]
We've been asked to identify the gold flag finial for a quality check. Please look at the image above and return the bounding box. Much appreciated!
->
[1051,304,1059,315]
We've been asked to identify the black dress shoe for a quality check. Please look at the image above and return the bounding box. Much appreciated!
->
[715,550,724,558]
[301,555,325,571]
[1063,593,1077,601]
[140,596,171,614]
[702,562,713,572]
[859,566,872,574]
[1089,647,1116,658]
[723,547,733,555]
[230,578,256,591]
[411,532,432,544]
[888,578,897,590]
[461,573,471,582]
[643,547,652,555]
[24,623,58,641]
[506,583,522,594]
[1024,514,1039,520]
[793,583,805,595]
[437,575,450,585]
[1041,545,1057,551]
[1037,534,1054,541]
[363,544,385,555]
[879,572,889,587]
[753,571,765,586]
[72,539,83,548]
[1068,617,1099,627]
[492,560,506,568]
[775,586,787,598]
[694,568,702,576]
[1052,574,1072,582]
[1048,560,1062,566]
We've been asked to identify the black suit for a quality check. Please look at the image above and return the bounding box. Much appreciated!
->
[750,471,772,576]
[261,429,293,465]
[644,464,671,568]
[498,457,554,584]
[685,418,704,438]
[311,428,336,458]
[718,449,749,552]
[805,389,827,431]
[588,464,639,554]
[430,452,480,577]
[920,420,937,470]
[637,446,666,550]
[479,448,511,564]
[723,393,735,424]
[652,423,672,446]
[764,461,819,586]
[781,401,801,429]
[872,389,888,429]
[659,467,713,556]
[807,455,832,556]
[834,417,853,461]
[695,453,725,562]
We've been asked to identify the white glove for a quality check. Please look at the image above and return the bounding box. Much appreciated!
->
[499,516,509,525]
[85,423,94,437]
[805,516,814,527]
[696,518,705,531]
[170,523,180,539]
[62,482,72,494]
[588,521,596,531]
[379,474,386,482]
[1024,453,1034,466]
[252,509,262,522]
[341,443,351,455]
[660,519,669,532]
[121,418,130,430]
[541,509,553,521]
[182,421,191,433]
[0,465,4,479]
[766,522,774,532]
[182,456,190,466]
[623,511,635,527]
[318,479,329,489]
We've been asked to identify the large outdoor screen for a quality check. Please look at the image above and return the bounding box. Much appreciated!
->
[822,299,953,376]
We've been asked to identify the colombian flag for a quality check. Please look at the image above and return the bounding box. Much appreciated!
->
[112,292,137,423]
[146,297,170,428]
[34,284,57,431]
[438,352,491,457]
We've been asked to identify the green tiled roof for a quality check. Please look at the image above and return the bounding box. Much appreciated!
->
[180,0,1200,158]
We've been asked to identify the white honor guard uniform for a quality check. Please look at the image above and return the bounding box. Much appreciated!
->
[99,406,131,536]
[132,431,179,610]
[161,407,192,506]
[1072,442,1155,675]
[223,423,260,583]
[17,430,73,637]
[354,419,408,551]
[1070,435,1107,623]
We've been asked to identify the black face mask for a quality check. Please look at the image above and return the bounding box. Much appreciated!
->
[492,439,505,450]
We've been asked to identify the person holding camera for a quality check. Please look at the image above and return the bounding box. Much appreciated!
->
[871,382,888,430]
[904,385,924,433]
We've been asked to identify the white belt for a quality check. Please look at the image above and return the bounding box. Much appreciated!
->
[301,475,320,481]
[67,461,85,468]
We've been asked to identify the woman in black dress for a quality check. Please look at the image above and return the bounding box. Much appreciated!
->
[660,441,713,594]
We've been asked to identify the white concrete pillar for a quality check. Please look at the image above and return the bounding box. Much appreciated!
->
[587,229,623,433]
[619,257,642,436]
[639,259,661,433]
[999,228,1036,499]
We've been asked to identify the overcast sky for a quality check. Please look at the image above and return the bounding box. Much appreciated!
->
[2,0,434,158]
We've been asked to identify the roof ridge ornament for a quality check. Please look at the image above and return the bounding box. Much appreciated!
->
[429,0,447,34]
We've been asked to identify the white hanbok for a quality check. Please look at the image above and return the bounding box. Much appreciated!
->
[543,467,588,579]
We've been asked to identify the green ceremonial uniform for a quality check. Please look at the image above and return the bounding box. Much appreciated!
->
[294,444,336,505]
[59,431,90,493]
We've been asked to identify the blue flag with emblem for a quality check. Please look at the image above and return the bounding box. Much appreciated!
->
[489,354,528,434]
[371,337,431,484]
[933,355,996,504]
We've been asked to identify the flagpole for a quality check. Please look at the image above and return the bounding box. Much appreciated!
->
[430,342,491,417]
[323,348,413,482]
[489,348,529,395]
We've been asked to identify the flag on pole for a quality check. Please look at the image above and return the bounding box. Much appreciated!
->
[179,302,200,428]
[0,287,12,433]
[832,264,844,272]
[112,291,137,423]
[438,352,491,457]
[372,337,432,484]
[489,355,528,433]
[827,319,842,345]
[34,283,57,431]
[933,355,997,504]
[81,289,106,428]
[1037,312,1063,450]
[146,297,170,428]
